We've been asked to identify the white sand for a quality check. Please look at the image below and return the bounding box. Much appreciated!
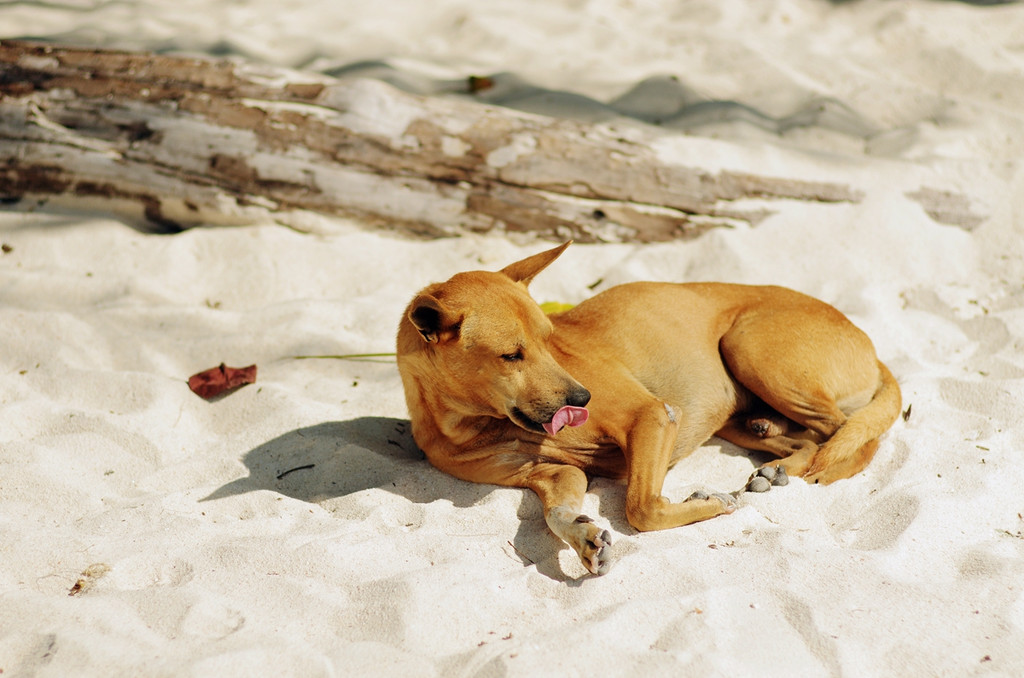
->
[3,0,1024,675]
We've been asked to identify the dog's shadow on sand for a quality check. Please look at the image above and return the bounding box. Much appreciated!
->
[202,417,491,507]
[202,417,594,581]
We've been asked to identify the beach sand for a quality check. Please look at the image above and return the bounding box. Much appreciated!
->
[2,1,1024,675]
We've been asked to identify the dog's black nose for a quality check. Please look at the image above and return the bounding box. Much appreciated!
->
[567,387,591,408]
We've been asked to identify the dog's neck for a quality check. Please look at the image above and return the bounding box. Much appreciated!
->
[399,367,503,448]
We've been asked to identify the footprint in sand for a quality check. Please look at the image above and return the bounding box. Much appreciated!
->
[4,633,59,675]
[829,492,920,550]
[111,557,195,590]
[180,598,246,639]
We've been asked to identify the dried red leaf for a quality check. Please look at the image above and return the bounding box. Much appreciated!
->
[467,75,494,93]
[188,363,257,399]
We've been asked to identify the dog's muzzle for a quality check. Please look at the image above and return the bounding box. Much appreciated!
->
[509,385,592,435]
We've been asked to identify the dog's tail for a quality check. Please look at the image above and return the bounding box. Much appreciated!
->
[806,361,902,483]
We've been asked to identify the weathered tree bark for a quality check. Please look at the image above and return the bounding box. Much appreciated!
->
[0,40,865,241]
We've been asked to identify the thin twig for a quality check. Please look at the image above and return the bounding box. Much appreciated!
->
[507,540,535,565]
[276,464,315,480]
[292,353,396,362]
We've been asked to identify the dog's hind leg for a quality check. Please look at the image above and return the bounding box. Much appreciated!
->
[525,463,614,575]
[719,308,892,481]
[716,416,820,476]
[719,307,876,436]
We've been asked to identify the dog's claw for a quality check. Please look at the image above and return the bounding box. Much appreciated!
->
[587,529,614,575]
[561,512,614,575]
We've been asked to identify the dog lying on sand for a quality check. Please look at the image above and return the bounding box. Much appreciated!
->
[396,242,901,575]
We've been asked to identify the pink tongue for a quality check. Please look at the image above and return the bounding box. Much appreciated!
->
[543,406,589,436]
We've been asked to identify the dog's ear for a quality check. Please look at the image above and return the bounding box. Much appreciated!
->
[499,241,571,287]
[408,293,459,344]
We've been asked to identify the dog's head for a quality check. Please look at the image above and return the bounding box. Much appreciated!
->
[397,242,590,437]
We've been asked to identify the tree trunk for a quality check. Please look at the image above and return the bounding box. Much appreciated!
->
[0,41,864,241]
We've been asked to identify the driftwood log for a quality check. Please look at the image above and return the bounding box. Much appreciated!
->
[0,40,867,241]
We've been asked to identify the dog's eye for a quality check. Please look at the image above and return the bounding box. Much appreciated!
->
[501,349,524,362]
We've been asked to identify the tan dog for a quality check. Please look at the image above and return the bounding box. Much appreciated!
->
[396,242,901,575]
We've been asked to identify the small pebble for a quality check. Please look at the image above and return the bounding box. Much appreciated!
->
[747,475,772,493]
[757,465,777,482]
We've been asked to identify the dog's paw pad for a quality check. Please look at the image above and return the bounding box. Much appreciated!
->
[585,529,613,576]
[593,550,614,575]
[747,418,773,437]
[686,490,736,512]
[586,528,611,550]
[746,465,789,492]
[769,465,789,486]
[747,475,772,493]
[712,492,738,512]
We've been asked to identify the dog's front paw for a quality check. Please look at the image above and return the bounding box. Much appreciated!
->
[686,490,737,514]
[571,515,614,575]
[547,507,614,575]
